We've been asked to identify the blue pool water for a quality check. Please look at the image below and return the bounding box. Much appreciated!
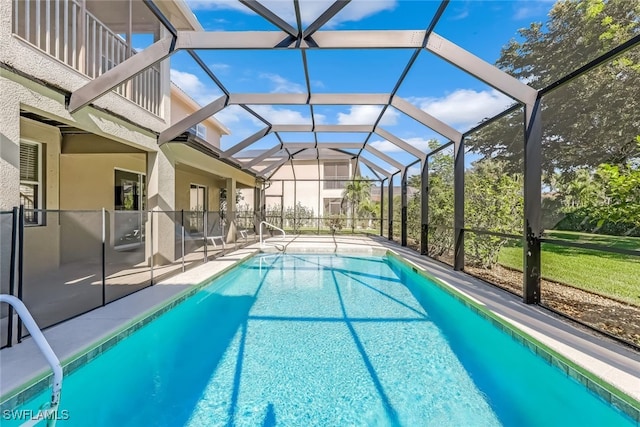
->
[6,254,635,426]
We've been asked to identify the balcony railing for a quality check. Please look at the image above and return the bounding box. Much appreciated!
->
[12,0,162,116]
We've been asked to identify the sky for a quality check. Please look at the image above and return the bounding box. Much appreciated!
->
[165,0,555,178]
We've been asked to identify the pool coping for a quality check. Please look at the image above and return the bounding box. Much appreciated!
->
[385,249,640,423]
[1,236,639,423]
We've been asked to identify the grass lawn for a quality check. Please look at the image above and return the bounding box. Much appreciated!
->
[498,231,640,305]
[544,230,640,251]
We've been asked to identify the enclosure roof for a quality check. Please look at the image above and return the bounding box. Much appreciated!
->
[66,0,547,181]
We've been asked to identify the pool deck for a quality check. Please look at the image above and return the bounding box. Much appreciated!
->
[1,235,639,409]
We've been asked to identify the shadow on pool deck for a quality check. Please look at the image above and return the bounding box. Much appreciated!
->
[12,245,231,336]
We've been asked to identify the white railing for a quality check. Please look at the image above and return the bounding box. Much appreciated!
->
[12,0,161,116]
[0,295,62,426]
[259,221,286,249]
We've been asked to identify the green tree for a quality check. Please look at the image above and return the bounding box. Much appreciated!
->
[391,192,414,242]
[397,174,422,246]
[555,168,606,209]
[284,202,314,231]
[472,0,640,175]
[265,204,283,228]
[465,159,524,268]
[595,162,640,230]
[405,149,525,267]
[356,198,378,229]
[554,159,640,235]
[342,177,372,233]
[425,143,455,258]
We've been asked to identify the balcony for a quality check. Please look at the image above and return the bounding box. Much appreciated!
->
[12,0,162,117]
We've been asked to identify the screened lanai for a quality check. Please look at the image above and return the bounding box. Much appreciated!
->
[6,0,640,348]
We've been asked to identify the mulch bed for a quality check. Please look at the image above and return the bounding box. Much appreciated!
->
[398,241,639,347]
[464,263,640,347]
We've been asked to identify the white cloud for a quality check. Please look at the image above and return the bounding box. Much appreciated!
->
[210,63,231,73]
[251,105,321,125]
[370,137,432,154]
[337,105,398,126]
[449,7,469,21]
[186,0,247,13]
[170,69,201,93]
[259,73,305,93]
[187,0,396,27]
[513,6,537,20]
[326,0,396,26]
[313,113,327,125]
[213,105,246,125]
[170,69,223,106]
[513,1,553,21]
[409,89,513,131]
[213,105,326,133]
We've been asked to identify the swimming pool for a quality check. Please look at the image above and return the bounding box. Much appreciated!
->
[3,253,637,426]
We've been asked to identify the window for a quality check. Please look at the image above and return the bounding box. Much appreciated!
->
[189,124,206,139]
[324,161,349,189]
[114,169,146,211]
[190,184,207,211]
[20,141,43,225]
[190,184,207,233]
[114,170,146,248]
[324,198,343,216]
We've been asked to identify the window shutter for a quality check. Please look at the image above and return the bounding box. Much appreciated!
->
[20,143,39,182]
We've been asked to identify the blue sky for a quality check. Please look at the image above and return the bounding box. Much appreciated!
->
[168,0,554,177]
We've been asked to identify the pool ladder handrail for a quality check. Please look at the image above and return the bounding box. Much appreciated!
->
[0,295,62,426]
[259,221,286,250]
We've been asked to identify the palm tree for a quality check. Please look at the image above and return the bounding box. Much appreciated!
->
[342,177,372,233]
[357,198,377,229]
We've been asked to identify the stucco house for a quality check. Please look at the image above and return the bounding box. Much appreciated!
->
[0,0,260,337]
[236,149,361,227]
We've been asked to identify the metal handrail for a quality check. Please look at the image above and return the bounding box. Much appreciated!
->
[0,295,62,424]
[259,221,286,247]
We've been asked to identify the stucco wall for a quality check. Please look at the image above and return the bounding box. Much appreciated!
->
[267,159,356,217]
[171,92,224,150]
[21,118,62,277]
[0,0,169,131]
[166,144,256,188]
[60,153,146,210]
[0,68,160,214]
[295,180,321,216]
[58,152,146,264]
[175,166,224,212]
[0,75,21,210]
[4,71,160,151]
